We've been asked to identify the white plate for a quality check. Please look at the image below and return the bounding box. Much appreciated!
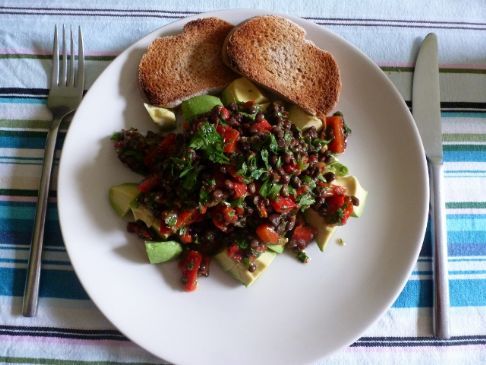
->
[58,9,428,365]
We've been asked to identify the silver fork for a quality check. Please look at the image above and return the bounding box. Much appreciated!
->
[22,25,85,317]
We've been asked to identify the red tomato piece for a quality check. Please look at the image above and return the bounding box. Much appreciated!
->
[144,133,177,165]
[216,124,240,153]
[326,116,346,154]
[159,223,172,238]
[226,165,245,183]
[253,119,272,133]
[233,182,247,198]
[292,224,315,243]
[220,107,231,121]
[256,224,280,244]
[222,206,238,224]
[137,175,160,193]
[179,250,202,291]
[175,210,194,229]
[326,194,345,212]
[271,197,297,213]
[180,232,193,244]
[283,163,298,174]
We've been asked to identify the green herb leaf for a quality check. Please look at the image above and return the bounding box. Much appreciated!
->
[268,134,279,153]
[189,122,229,164]
[296,193,315,211]
[199,189,210,205]
[260,149,270,169]
[165,213,178,227]
[259,179,282,199]
[302,175,317,190]
[326,161,349,176]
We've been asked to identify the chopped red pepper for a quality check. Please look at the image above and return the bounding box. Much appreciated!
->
[180,232,193,244]
[271,196,297,213]
[233,182,247,198]
[292,224,315,243]
[283,162,298,174]
[159,223,172,238]
[137,175,160,193]
[175,210,194,229]
[227,243,242,262]
[256,224,280,244]
[326,115,346,154]
[252,119,272,133]
[179,250,202,291]
[144,133,177,165]
[216,124,240,153]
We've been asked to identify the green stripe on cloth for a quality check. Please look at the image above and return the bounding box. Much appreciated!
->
[0,357,158,365]
[0,119,69,129]
[443,144,486,151]
[444,134,486,142]
[446,202,486,209]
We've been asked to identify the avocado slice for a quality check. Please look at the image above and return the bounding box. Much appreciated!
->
[266,237,288,254]
[288,105,323,130]
[145,241,182,264]
[130,203,156,228]
[181,95,222,121]
[333,176,368,217]
[304,175,368,251]
[109,183,140,217]
[143,103,176,131]
[215,250,276,287]
[221,78,269,105]
[304,208,336,251]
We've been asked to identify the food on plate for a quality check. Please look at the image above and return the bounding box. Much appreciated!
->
[109,16,366,291]
[223,15,341,118]
[110,77,367,291]
[138,17,237,107]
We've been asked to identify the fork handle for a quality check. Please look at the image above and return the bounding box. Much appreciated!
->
[23,116,63,317]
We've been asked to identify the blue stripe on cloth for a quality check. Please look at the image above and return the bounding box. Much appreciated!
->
[444,150,486,162]
[393,279,486,307]
[0,268,88,299]
[0,97,46,104]
[0,133,65,149]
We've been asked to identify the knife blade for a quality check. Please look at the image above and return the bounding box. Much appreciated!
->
[412,33,450,339]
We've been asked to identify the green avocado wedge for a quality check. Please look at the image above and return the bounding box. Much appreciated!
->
[145,241,183,264]
[215,250,276,287]
[181,95,223,121]
[221,77,269,105]
[109,183,140,217]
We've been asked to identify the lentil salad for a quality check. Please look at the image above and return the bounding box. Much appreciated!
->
[110,86,362,291]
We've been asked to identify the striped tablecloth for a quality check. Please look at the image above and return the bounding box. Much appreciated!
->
[1,1,485,364]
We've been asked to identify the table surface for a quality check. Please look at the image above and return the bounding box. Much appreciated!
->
[0,1,485,364]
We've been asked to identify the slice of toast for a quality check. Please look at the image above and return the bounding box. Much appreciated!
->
[223,16,341,118]
[139,17,237,108]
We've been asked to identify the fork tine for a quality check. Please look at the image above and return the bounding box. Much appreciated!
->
[68,28,75,87]
[60,25,67,86]
[76,26,85,91]
[51,26,59,87]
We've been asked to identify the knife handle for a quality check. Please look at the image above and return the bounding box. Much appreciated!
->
[429,158,450,339]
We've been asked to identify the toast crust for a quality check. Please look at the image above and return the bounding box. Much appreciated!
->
[139,17,237,107]
[224,16,341,118]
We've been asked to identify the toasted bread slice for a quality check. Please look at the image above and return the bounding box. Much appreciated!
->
[223,16,341,118]
[139,17,237,107]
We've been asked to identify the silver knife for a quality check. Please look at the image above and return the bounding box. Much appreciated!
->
[412,33,450,339]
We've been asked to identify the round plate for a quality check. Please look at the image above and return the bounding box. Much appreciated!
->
[58,9,428,365]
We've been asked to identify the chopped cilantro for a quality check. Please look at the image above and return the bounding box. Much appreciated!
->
[230,197,245,208]
[259,179,282,199]
[296,193,315,211]
[268,134,279,153]
[326,161,349,176]
[181,166,200,191]
[260,149,270,169]
[287,185,297,196]
[302,175,317,190]
[199,189,210,205]
[189,122,229,164]
[165,213,178,227]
